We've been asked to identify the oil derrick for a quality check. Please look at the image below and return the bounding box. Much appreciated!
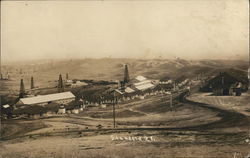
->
[19,79,25,98]
[66,73,69,80]
[58,74,64,93]
[124,64,130,84]
[31,76,34,89]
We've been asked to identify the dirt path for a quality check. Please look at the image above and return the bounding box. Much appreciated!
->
[181,93,250,131]
[1,92,250,158]
[2,91,249,141]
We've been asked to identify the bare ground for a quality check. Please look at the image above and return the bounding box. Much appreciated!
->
[1,92,250,158]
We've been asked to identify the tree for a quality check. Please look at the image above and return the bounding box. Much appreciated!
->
[31,76,34,89]
[19,79,25,98]
[58,74,64,93]
[66,73,69,80]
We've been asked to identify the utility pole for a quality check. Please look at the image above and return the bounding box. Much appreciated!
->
[0,95,1,138]
[248,48,250,90]
[113,93,116,129]
[161,85,164,99]
[248,67,250,90]
[0,15,2,137]
[170,92,173,108]
[173,81,176,91]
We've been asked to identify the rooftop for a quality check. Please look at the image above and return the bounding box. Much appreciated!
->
[134,75,155,91]
[125,87,135,93]
[135,76,147,82]
[20,92,75,105]
[135,83,154,91]
[3,104,10,108]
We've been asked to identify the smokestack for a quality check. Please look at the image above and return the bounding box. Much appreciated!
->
[124,64,130,84]
[19,79,25,98]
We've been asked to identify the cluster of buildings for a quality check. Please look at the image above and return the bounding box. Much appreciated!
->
[65,79,88,88]
[9,64,247,119]
[114,75,155,96]
[200,69,249,96]
[5,64,178,118]
[107,65,190,104]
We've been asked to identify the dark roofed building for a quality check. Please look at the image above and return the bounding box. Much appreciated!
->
[200,69,248,96]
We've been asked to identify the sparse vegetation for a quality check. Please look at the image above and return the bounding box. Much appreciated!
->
[0,59,249,158]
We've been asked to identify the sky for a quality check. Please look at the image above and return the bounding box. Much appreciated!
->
[1,0,249,63]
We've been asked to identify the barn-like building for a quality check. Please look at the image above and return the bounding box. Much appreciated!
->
[200,69,248,96]
[17,91,76,106]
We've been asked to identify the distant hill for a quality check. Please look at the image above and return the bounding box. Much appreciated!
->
[0,58,248,96]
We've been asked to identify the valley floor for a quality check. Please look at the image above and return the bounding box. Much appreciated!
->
[1,92,250,158]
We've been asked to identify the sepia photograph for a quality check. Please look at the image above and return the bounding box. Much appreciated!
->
[0,0,249,157]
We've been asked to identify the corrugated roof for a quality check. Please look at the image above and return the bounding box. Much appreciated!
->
[20,92,75,105]
[3,104,10,108]
[134,80,152,86]
[125,87,135,93]
[135,83,154,90]
[114,89,123,95]
[135,76,147,82]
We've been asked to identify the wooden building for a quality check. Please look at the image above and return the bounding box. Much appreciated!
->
[17,91,75,106]
[200,70,248,96]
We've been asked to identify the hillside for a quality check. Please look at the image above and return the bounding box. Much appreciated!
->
[0,58,248,96]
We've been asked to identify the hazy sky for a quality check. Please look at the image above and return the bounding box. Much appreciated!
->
[1,0,249,62]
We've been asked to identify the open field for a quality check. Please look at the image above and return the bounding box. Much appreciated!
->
[1,91,250,158]
[188,92,250,117]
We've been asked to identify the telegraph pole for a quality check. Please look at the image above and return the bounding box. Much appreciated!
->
[0,1,2,139]
[248,45,250,90]
[248,67,250,91]
[170,92,173,108]
[113,93,116,129]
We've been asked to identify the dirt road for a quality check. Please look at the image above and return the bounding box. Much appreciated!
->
[1,92,250,158]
